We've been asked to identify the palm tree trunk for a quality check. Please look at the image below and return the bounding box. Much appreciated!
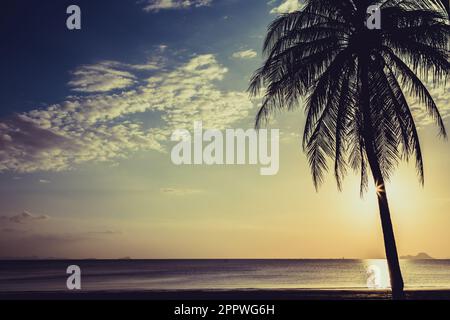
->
[366,150,405,300]
[359,53,405,299]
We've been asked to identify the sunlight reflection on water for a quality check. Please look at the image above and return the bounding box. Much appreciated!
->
[366,260,390,289]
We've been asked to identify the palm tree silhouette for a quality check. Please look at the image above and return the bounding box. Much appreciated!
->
[249,0,449,299]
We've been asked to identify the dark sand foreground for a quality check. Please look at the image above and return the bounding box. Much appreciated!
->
[1,289,450,300]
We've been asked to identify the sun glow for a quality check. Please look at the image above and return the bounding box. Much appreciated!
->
[376,183,385,197]
[365,260,390,289]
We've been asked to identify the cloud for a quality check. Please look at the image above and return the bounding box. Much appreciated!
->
[1,228,21,233]
[68,61,137,93]
[16,233,87,244]
[67,57,166,93]
[0,53,254,173]
[160,187,203,195]
[142,0,212,12]
[1,211,50,224]
[86,230,122,235]
[269,0,302,14]
[0,228,123,258]
[37,230,120,241]
[410,83,450,129]
[0,46,447,175]
[232,49,257,59]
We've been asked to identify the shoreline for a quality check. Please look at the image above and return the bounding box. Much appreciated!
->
[1,289,450,300]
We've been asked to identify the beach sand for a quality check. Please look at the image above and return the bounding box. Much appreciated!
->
[1,289,450,300]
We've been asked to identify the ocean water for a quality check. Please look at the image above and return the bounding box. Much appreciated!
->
[0,259,449,292]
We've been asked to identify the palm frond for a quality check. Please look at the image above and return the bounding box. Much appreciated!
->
[249,0,448,191]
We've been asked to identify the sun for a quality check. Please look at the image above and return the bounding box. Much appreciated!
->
[376,183,385,197]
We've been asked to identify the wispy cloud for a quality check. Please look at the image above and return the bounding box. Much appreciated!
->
[86,230,123,235]
[160,187,203,195]
[1,227,22,233]
[68,61,138,93]
[1,211,50,224]
[232,49,257,59]
[269,0,302,14]
[410,84,450,129]
[0,52,254,173]
[142,0,212,12]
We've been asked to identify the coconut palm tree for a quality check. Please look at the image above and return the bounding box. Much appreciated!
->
[435,0,449,16]
[249,0,449,299]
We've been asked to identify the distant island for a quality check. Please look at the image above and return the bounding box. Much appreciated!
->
[400,252,434,260]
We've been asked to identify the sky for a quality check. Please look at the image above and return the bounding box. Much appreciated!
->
[0,0,449,259]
